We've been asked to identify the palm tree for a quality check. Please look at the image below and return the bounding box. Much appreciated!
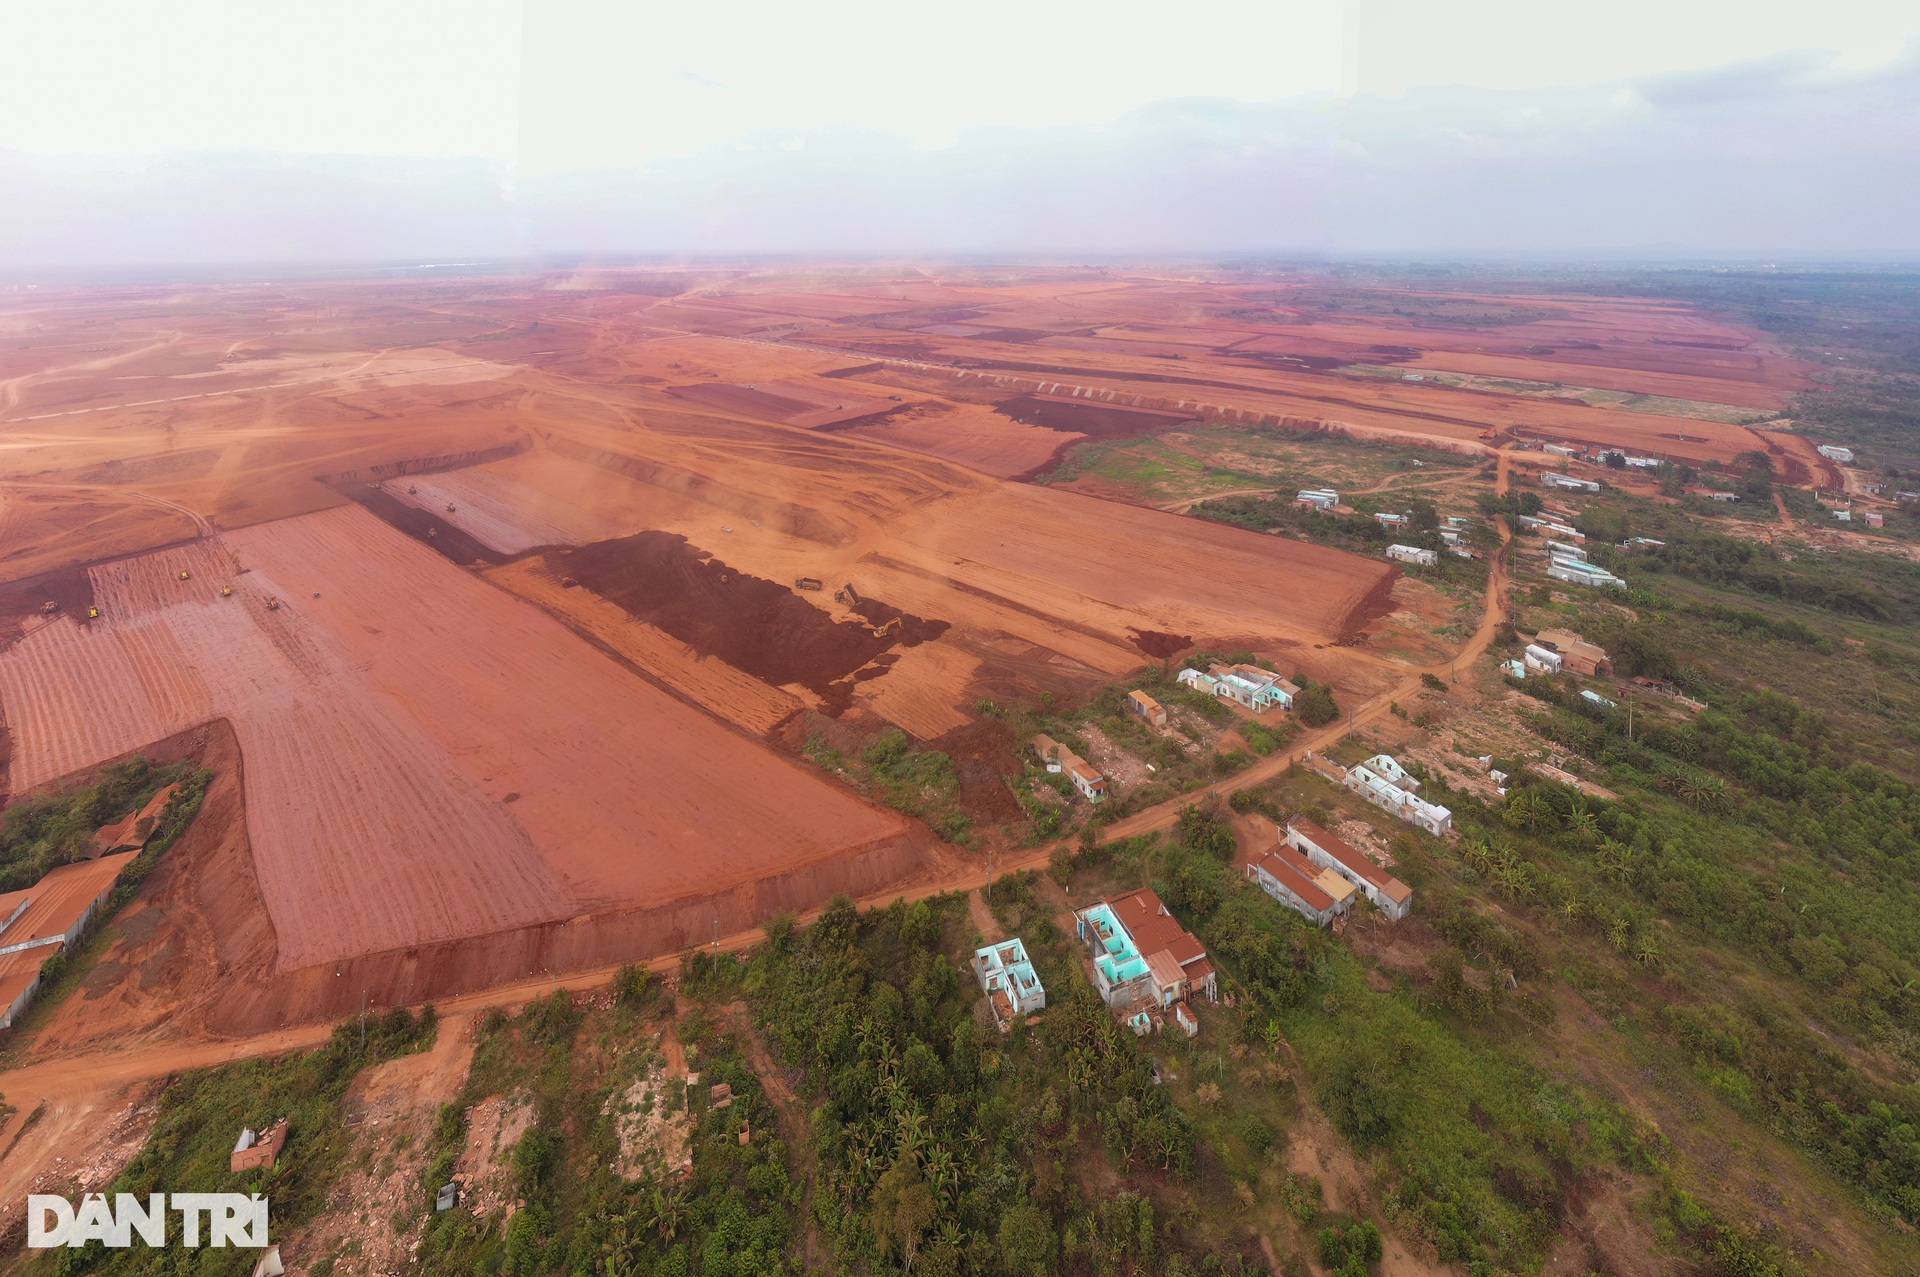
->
[1564,795,1598,844]
[649,1186,687,1244]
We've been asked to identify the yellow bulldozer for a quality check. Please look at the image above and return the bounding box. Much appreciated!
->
[220,585,234,597]
[178,570,192,581]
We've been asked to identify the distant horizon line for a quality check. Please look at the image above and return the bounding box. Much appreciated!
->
[6,252,1920,289]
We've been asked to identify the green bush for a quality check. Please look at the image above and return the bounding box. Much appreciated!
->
[1296,684,1340,727]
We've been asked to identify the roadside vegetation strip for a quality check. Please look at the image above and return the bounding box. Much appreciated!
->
[43,1007,437,1277]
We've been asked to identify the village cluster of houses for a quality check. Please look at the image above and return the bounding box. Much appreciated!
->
[1248,817,1414,926]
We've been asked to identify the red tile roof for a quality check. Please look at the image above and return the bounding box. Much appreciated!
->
[1288,819,1411,905]
[1104,887,1207,969]
[1253,848,1335,913]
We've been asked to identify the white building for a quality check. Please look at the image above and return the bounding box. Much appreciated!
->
[1385,543,1438,566]
[1542,443,1581,458]
[1343,757,1453,837]
[1374,511,1410,529]
[1183,662,1295,712]
[1817,445,1856,463]
[1548,561,1626,590]
[1523,644,1564,673]
[1360,754,1420,790]
[1286,819,1415,920]
[973,938,1046,1026]
[1542,473,1602,494]
[1295,488,1339,510]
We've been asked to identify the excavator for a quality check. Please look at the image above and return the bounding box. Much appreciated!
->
[264,597,281,611]
[872,616,903,639]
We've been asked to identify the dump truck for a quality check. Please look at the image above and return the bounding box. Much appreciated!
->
[264,598,281,611]
[794,577,823,591]
[834,583,861,606]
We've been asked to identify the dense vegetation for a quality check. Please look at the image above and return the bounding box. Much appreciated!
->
[0,756,204,892]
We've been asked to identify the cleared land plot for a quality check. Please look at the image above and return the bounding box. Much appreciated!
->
[0,508,910,970]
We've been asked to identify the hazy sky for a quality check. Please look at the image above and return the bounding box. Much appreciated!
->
[2,1,1917,264]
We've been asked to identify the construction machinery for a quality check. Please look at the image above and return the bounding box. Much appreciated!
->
[872,616,903,639]
[178,570,192,581]
[220,585,233,597]
[794,577,823,591]
[264,597,281,611]
[834,583,861,606]
[38,600,58,615]
[87,606,100,619]
[446,502,457,513]
[559,576,579,588]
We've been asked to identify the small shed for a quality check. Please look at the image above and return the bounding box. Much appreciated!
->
[1126,690,1167,727]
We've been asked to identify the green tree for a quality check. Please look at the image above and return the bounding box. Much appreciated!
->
[1296,684,1340,727]
[997,1202,1059,1277]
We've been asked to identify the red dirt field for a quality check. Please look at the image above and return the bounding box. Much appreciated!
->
[0,261,1827,1032]
[0,508,915,972]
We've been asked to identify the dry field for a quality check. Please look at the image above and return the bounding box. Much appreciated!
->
[0,262,1824,1029]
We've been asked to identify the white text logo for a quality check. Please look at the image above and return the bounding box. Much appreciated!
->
[26,1194,269,1248]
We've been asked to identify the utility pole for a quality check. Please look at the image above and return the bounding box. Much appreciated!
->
[360,990,367,1054]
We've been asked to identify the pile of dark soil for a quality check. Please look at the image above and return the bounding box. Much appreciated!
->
[1128,628,1193,661]
[926,719,1024,825]
[548,532,948,713]
[994,394,1197,441]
